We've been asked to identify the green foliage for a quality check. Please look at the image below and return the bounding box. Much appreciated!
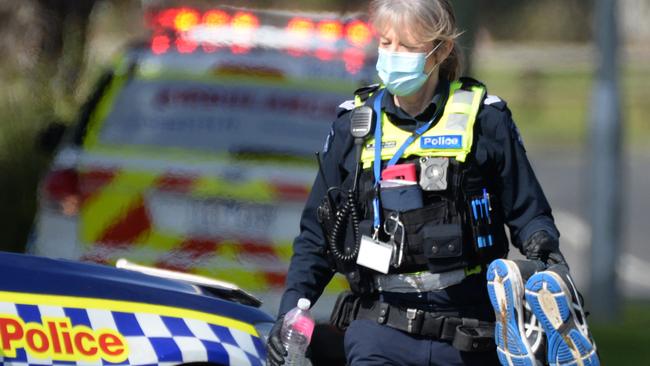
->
[591,302,650,364]
[474,66,650,148]
[0,68,53,252]
[479,0,593,42]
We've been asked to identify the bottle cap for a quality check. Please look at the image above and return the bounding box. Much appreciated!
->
[297,298,311,310]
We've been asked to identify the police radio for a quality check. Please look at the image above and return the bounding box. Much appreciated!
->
[317,106,373,264]
[350,106,373,139]
[349,106,373,190]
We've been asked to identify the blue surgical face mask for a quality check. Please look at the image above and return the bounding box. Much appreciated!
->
[376,42,442,96]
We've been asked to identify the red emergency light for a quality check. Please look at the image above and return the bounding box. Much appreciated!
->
[174,8,201,32]
[175,37,197,54]
[151,34,171,55]
[317,20,343,42]
[150,8,180,29]
[287,18,315,38]
[147,7,374,64]
[203,9,230,27]
[345,20,372,47]
[343,47,365,74]
[231,11,259,30]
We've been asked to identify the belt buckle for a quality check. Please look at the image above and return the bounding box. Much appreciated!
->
[406,308,423,334]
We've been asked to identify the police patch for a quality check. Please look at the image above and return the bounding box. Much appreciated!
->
[365,141,397,150]
[420,135,463,149]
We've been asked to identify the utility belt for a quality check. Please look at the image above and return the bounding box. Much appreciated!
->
[330,292,495,353]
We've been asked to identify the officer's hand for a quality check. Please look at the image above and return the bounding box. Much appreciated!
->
[266,317,286,366]
[522,230,567,266]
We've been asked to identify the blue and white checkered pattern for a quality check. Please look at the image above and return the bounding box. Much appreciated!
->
[0,301,265,366]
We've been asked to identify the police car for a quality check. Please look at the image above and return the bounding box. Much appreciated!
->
[29,5,377,319]
[0,251,273,365]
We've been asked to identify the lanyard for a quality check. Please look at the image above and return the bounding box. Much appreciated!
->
[370,89,443,230]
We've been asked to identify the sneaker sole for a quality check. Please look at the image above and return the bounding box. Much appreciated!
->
[487,259,537,366]
[525,271,600,366]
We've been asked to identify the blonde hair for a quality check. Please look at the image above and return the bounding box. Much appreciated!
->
[369,0,464,81]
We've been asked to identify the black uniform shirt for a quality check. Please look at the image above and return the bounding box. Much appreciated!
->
[277,80,559,317]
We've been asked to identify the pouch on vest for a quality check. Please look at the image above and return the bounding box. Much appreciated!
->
[399,201,447,253]
[421,223,466,273]
[329,291,361,331]
[391,202,467,273]
[452,323,496,352]
[380,181,423,212]
[465,190,508,263]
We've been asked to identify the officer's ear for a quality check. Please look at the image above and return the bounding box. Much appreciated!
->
[433,40,454,65]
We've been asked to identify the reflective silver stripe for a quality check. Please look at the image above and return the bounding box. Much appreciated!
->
[451,89,476,105]
[374,268,467,293]
[445,113,469,131]
[338,99,355,111]
[484,95,502,105]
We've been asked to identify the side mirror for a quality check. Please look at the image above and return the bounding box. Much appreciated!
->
[37,122,67,155]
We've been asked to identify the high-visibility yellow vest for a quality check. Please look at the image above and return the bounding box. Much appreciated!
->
[357,81,486,168]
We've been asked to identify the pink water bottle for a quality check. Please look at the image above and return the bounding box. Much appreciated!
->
[281,298,315,366]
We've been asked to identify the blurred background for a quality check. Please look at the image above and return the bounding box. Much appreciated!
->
[0,0,648,363]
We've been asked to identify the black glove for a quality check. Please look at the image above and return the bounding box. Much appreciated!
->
[266,316,286,366]
[522,230,567,266]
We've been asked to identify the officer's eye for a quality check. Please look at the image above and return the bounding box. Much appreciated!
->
[403,42,426,51]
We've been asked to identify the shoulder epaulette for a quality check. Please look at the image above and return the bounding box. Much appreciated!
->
[483,94,507,111]
[338,99,355,111]
[458,76,485,90]
[353,84,381,103]
[336,99,356,117]
[484,95,502,105]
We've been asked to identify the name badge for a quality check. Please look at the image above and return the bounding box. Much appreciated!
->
[356,235,393,274]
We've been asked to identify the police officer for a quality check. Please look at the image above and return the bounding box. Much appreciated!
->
[266,1,598,365]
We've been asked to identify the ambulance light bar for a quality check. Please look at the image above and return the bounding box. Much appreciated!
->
[146,7,374,56]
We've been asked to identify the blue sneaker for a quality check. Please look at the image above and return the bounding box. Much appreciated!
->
[487,259,546,366]
[525,266,600,366]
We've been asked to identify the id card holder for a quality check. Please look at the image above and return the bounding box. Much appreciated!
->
[356,235,393,274]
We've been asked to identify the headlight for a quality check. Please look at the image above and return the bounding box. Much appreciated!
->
[254,321,274,342]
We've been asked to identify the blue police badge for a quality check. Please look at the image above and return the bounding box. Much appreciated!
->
[420,135,463,149]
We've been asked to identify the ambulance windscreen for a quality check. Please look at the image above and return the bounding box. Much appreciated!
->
[96,78,337,157]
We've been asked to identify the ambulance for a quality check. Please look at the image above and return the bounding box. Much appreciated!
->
[29,5,378,319]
